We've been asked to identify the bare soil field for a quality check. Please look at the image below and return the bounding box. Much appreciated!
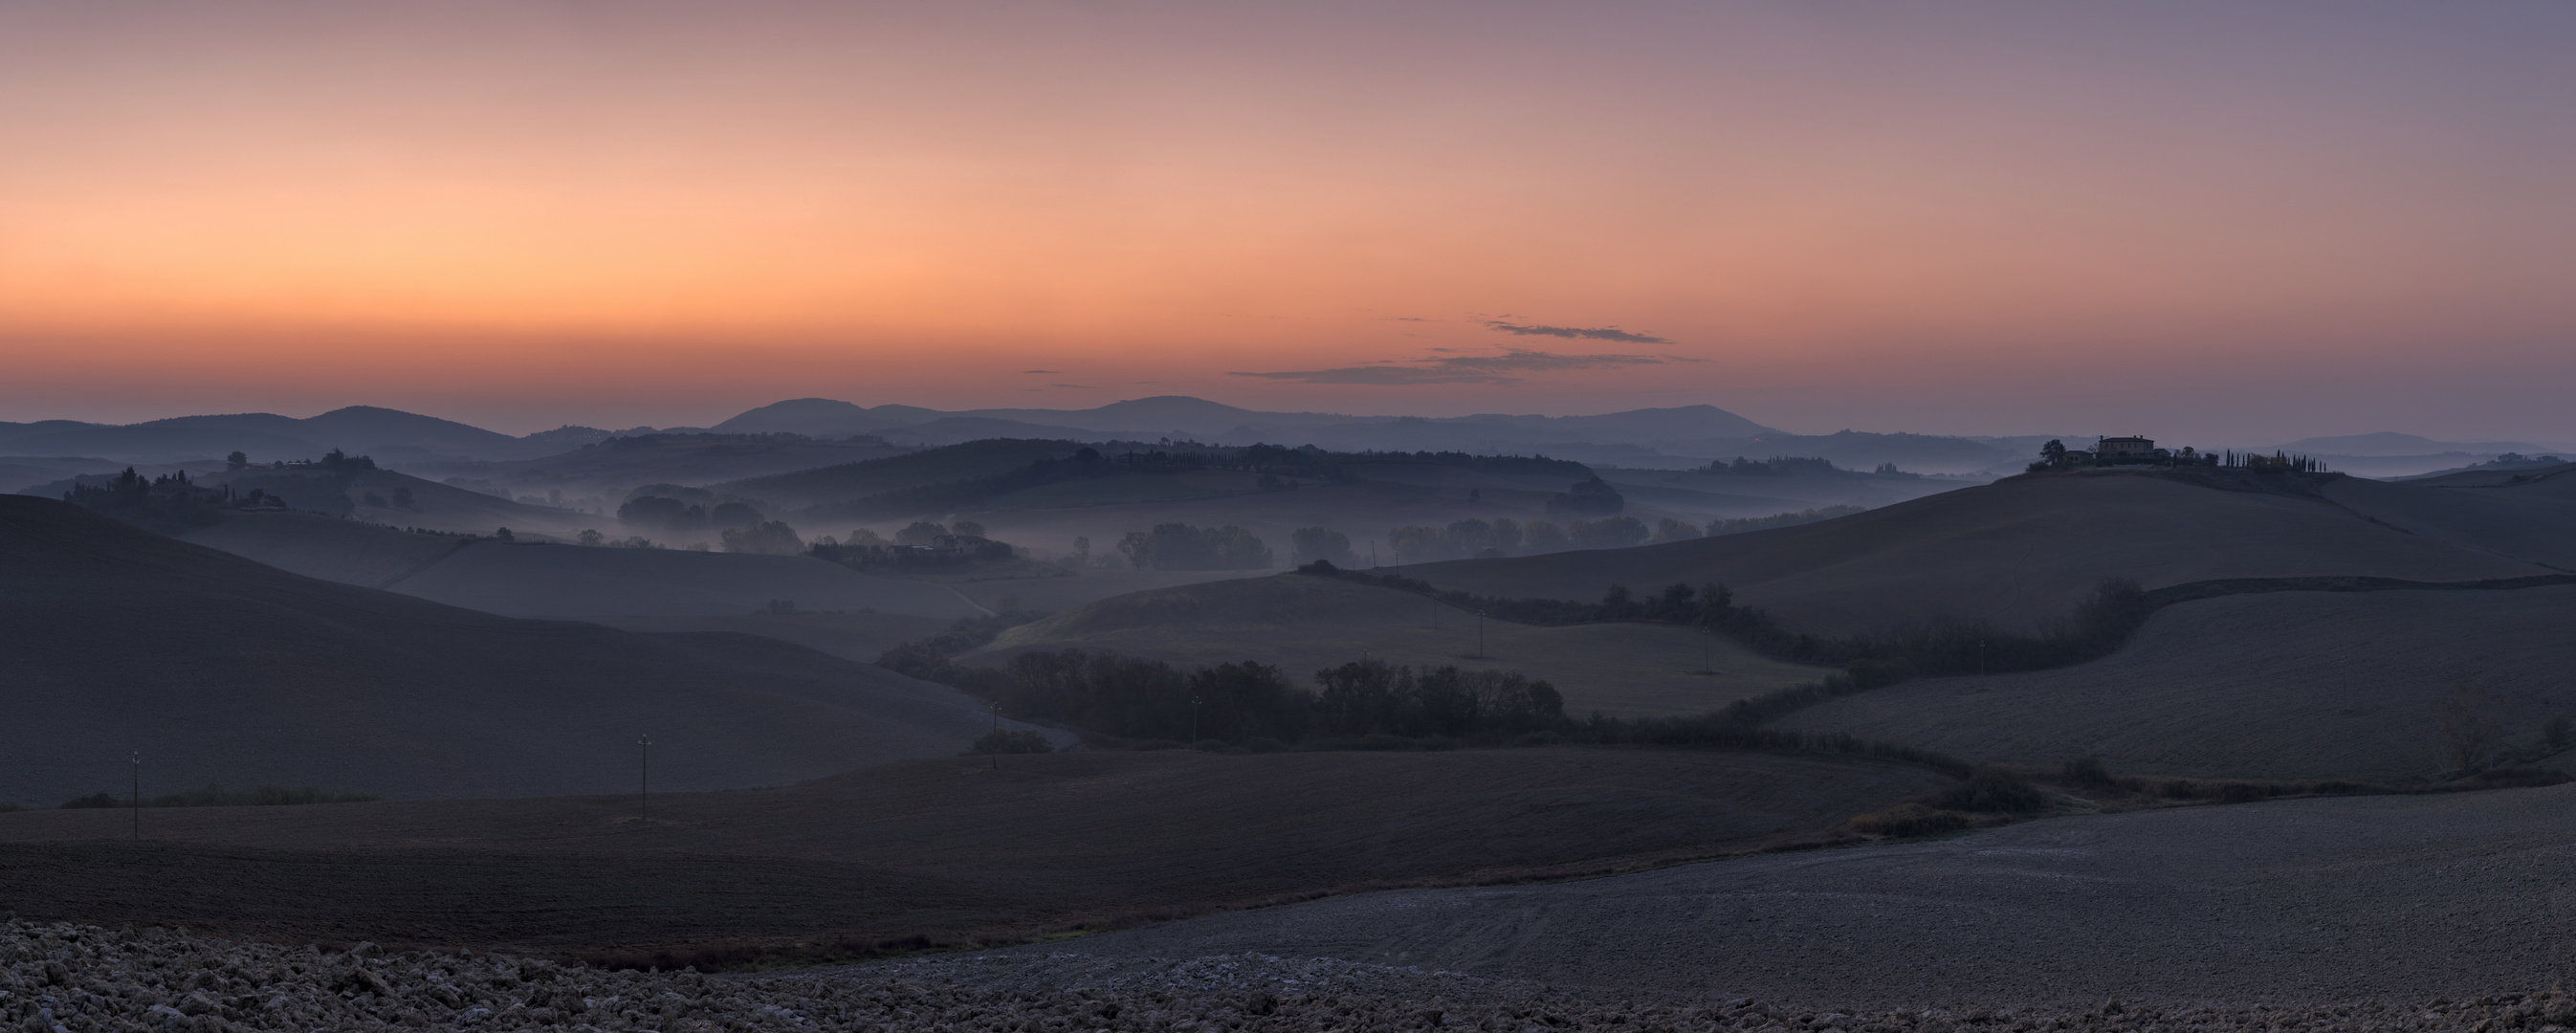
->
[0,748,1947,958]
[1776,584,2576,782]
[1395,470,2543,635]
[969,575,1833,716]
[2323,474,2576,570]
[30,922,2570,1033]
[987,781,2576,1008]
[0,496,1002,805]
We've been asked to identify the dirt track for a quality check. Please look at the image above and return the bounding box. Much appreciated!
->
[957,782,2576,1009]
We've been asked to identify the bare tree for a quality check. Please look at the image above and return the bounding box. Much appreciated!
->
[2433,681,2502,773]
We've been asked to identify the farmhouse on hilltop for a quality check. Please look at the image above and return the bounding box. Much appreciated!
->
[2098,436,2158,461]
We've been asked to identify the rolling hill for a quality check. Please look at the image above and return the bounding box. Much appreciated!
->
[199,464,592,538]
[713,438,1086,512]
[0,495,1007,805]
[0,407,563,465]
[2321,473,2576,571]
[1775,583,2576,782]
[406,432,917,510]
[177,513,984,619]
[1384,469,2544,635]
[967,574,1833,716]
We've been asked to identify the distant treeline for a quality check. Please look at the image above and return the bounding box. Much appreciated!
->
[62,784,381,809]
[1702,456,1840,476]
[1376,505,1871,563]
[1707,505,1869,536]
[876,615,1968,773]
[592,431,884,451]
[1301,561,2156,682]
[787,440,1594,522]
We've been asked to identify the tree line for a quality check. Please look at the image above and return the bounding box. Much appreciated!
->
[874,611,1966,773]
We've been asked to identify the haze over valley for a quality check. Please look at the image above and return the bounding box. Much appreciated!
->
[8,3,2576,1029]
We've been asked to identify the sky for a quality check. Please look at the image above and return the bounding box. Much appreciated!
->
[4,1,2575,441]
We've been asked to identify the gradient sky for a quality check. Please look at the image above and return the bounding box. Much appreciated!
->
[5,1,2574,441]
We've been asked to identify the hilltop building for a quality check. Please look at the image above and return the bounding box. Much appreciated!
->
[2098,436,2160,462]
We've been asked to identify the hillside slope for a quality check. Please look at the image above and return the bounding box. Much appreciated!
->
[176,513,982,619]
[2322,472,2576,570]
[969,574,1832,716]
[1390,470,2541,635]
[0,748,1946,956]
[1776,584,2576,781]
[0,496,1005,805]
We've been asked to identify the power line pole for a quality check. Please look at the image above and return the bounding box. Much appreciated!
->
[638,735,651,819]
[130,752,140,840]
[990,700,1002,769]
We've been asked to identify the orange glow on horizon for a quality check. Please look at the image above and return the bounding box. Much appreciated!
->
[6,1,2576,439]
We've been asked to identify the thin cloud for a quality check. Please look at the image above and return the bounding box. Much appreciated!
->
[1023,369,1060,374]
[1485,320,1670,345]
[1230,366,1521,385]
[1049,383,1098,389]
[1230,348,1667,385]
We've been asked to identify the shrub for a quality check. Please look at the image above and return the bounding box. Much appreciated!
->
[967,730,1053,755]
[1289,527,1356,567]
[1850,803,1970,838]
[2058,757,2115,785]
[1930,767,2047,813]
[60,793,121,809]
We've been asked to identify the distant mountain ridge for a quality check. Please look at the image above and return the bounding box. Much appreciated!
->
[0,406,610,465]
[708,397,2037,473]
[7,397,2158,475]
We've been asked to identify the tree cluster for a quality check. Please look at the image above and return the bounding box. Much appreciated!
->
[1543,475,1626,517]
[618,495,766,534]
[1704,456,1838,476]
[894,640,1563,745]
[1289,526,1357,567]
[720,520,806,555]
[1116,522,1273,570]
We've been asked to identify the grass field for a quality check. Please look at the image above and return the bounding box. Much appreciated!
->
[967,574,1835,717]
[1390,469,2543,636]
[1776,584,2576,782]
[0,747,1952,958]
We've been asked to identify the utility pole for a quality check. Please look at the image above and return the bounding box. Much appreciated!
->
[1190,695,1203,743]
[1476,610,1486,658]
[990,700,1002,769]
[130,752,140,840]
[638,735,651,819]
